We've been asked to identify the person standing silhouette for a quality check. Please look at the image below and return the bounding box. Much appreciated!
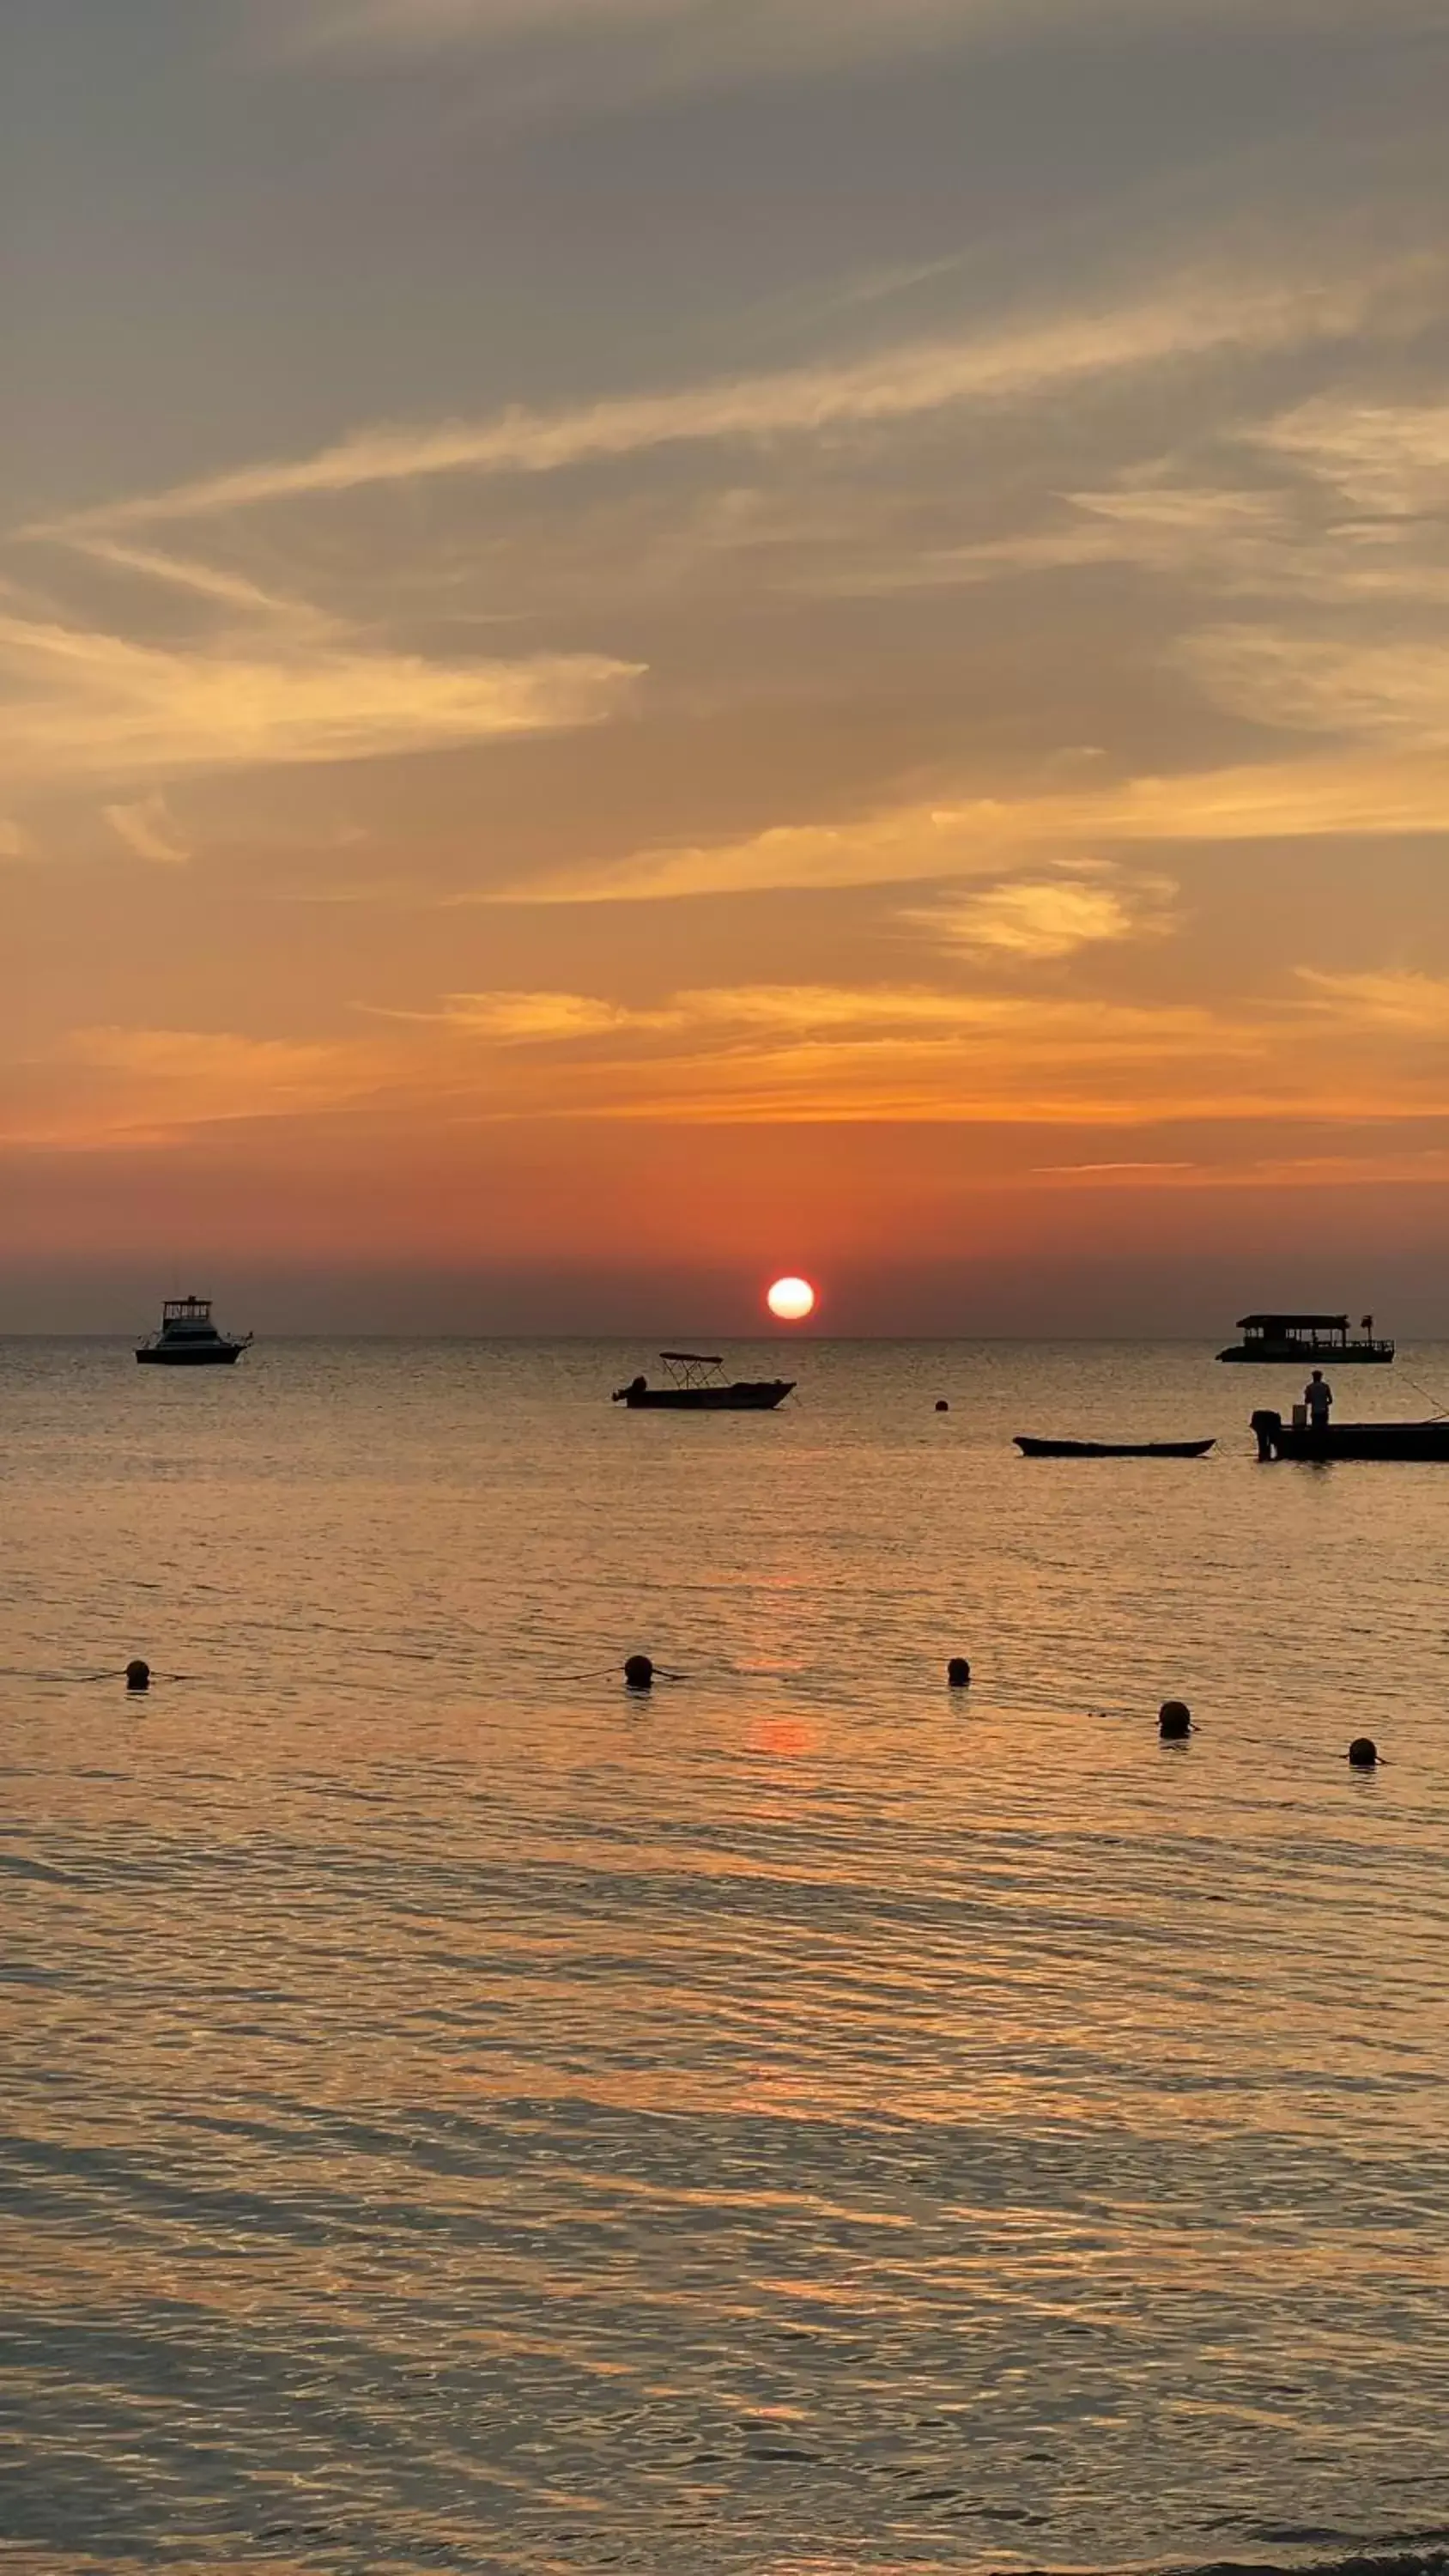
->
[1305,1369,1333,1437]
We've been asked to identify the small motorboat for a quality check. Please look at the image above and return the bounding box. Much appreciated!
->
[1015,1436,1216,1458]
[136,1295,252,1366]
[614,1352,795,1412]
[1252,1410,1449,1461]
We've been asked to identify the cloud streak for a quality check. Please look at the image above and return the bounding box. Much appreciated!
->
[1299,968,1449,1033]
[495,739,1449,906]
[909,866,1174,961]
[104,795,192,866]
[282,0,1446,106]
[15,953,1447,1158]
[34,263,1401,538]
[378,973,1449,1127]
[0,600,640,792]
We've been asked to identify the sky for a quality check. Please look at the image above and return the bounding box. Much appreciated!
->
[3,0,1449,1333]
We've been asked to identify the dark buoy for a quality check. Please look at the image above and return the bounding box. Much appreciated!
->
[624,1654,654,1691]
[947,1657,972,1689]
[125,1659,151,1693]
[1158,1698,1191,1740]
[936,1400,949,1413]
[1348,1735,1379,1770]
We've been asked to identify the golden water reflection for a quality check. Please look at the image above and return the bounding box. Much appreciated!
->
[3,1339,1449,2573]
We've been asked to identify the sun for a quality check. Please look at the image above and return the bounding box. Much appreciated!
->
[767,1275,816,1322]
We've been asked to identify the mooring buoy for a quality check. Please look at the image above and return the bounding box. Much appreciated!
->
[624,1654,654,1691]
[125,1659,151,1693]
[947,1657,972,1689]
[1158,1699,1191,1740]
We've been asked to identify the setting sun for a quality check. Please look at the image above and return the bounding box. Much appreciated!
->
[767,1276,817,1322]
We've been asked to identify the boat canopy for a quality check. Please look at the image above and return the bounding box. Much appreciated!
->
[1236,1313,1349,1332]
[163,1295,215,1323]
[658,1351,730,1388]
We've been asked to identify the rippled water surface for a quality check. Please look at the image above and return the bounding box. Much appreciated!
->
[4,1338,1449,2576]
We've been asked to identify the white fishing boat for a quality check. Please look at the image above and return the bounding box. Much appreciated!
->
[136,1296,252,1367]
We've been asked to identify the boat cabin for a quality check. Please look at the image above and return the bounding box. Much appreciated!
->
[1245,1313,1352,1352]
[1218,1312,1394,1364]
[158,1295,224,1341]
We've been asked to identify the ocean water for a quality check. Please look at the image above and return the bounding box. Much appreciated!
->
[3,1336,1449,2576]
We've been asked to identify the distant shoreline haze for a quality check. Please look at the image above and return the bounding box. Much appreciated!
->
[2,1257,1442,1341]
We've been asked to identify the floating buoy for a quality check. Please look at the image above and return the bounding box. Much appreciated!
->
[623,1654,654,1691]
[125,1659,151,1693]
[1158,1698,1191,1740]
[1348,1735,1379,1770]
[947,1657,972,1689]
[936,1400,949,1413]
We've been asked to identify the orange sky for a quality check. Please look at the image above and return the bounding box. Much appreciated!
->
[4,0,1448,1329]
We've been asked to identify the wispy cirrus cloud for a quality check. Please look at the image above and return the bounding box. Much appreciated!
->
[104,794,192,866]
[494,738,1449,907]
[16,954,1448,1158]
[33,259,1408,539]
[514,796,1038,903]
[338,973,1442,1127]
[284,0,1041,56]
[1182,625,1449,745]
[5,1025,391,1151]
[908,865,1174,960]
[277,0,1446,105]
[1298,968,1449,1032]
[0,814,38,862]
[355,976,1276,1127]
[0,576,640,794]
[1251,397,1449,515]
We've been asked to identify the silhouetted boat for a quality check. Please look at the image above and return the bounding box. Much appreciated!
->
[136,1295,252,1367]
[1015,1436,1215,1459]
[1218,1311,1393,1364]
[613,1353,794,1412]
[1252,1410,1449,1461]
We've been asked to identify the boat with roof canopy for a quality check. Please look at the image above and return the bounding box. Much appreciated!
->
[613,1352,795,1411]
[136,1295,252,1366]
[1217,1312,1393,1364]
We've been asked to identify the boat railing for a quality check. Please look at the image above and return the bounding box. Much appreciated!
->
[1243,1332,1395,1358]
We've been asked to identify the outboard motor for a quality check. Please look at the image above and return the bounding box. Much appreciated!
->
[1251,1409,1282,1461]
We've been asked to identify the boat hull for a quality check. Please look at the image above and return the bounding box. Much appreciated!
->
[1218,1343,1393,1364]
[1252,1411,1449,1461]
[1016,1437,1215,1458]
[620,1381,794,1411]
[136,1345,246,1365]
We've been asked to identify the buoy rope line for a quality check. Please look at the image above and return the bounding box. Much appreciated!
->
[0,1657,1387,1758]
[0,1664,197,1686]
[1,1653,1082,1698]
